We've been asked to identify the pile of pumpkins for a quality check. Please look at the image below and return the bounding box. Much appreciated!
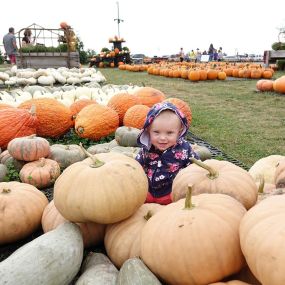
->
[1,145,285,284]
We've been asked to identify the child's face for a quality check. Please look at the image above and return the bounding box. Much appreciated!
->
[149,110,182,151]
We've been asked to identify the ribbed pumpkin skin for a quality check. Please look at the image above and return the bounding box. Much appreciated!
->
[172,159,258,210]
[75,104,119,140]
[41,200,106,248]
[123,104,150,129]
[54,152,148,224]
[240,195,285,285]
[164,98,192,125]
[141,194,246,285]
[19,158,61,189]
[0,181,48,244]
[0,107,38,149]
[107,93,139,125]
[104,203,163,268]
[134,87,166,107]
[7,135,50,162]
[70,99,97,121]
[19,98,73,138]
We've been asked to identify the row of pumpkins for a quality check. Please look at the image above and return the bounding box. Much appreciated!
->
[0,66,106,87]
[1,140,285,284]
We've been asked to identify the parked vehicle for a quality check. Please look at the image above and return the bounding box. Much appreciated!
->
[130,54,145,64]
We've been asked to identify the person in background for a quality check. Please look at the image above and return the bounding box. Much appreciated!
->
[179,47,185,62]
[196,48,202,62]
[213,49,218,61]
[208,43,214,61]
[2,27,17,65]
[218,47,223,61]
[189,49,196,62]
[135,102,200,205]
[22,28,34,46]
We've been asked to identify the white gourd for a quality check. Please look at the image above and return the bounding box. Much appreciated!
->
[38,75,55,86]
[0,72,9,81]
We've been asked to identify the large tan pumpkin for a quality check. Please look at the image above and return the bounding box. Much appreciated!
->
[19,98,73,138]
[123,104,150,129]
[209,281,251,285]
[104,203,163,268]
[172,158,258,210]
[248,155,285,184]
[0,181,48,244]
[141,190,246,285]
[75,104,119,141]
[134,87,165,107]
[54,151,148,224]
[240,195,285,285]
[41,200,105,248]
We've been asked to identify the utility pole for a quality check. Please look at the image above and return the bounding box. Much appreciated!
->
[114,1,124,38]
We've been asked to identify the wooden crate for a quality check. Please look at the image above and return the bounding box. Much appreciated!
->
[16,52,80,69]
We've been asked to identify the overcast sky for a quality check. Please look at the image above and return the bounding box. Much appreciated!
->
[1,0,285,57]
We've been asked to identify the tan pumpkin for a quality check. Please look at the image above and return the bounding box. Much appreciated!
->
[274,158,285,188]
[41,200,105,248]
[87,140,118,154]
[134,87,165,107]
[48,144,86,169]
[0,181,48,244]
[248,155,285,184]
[172,158,258,210]
[19,98,73,138]
[7,134,50,162]
[164,97,192,125]
[115,126,140,147]
[0,164,7,182]
[209,281,251,285]
[123,104,150,129]
[54,149,148,224]
[107,93,138,125]
[0,106,38,149]
[19,158,61,189]
[141,189,246,285]
[104,203,163,268]
[110,146,140,158]
[240,195,285,285]
[75,104,119,141]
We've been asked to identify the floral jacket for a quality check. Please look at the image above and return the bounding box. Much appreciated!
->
[135,102,199,198]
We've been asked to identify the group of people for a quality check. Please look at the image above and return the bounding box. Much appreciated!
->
[179,44,224,63]
[2,27,34,64]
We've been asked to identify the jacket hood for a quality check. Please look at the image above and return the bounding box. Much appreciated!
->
[137,102,189,149]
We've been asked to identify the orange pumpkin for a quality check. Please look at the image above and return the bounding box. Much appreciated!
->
[41,200,106,248]
[19,98,73,138]
[0,103,14,110]
[188,70,200,81]
[273,75,285,94]
[134,87,166,107]
[104,203,163,268]
[123,104,150,129]
[164,98,192,125]
[70,99,97,121]
[19,158,61,189]
[0,106,38,149]
[107,93,139,125]
[7,134,50,162]
[75,104,119,140]
[0,181,48,244]
[217,71,227,80]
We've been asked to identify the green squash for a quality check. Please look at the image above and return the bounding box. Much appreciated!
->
[76,252,118,285]
[115,126,140,147]
[116,257,162,285]
[0,222,83,285]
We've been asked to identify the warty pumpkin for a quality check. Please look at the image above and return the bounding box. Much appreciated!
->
[104,203,163,268]
[133,87,165,107]
[7,134,50,162]
[0,106,38,149]
[0,181,48,245]
[19,98,73,138]
[53,148,148,224]
[70,99,97,122]
[41,200,105,248]
[75,104,119,141]
[123,104,150,129]
[172,158,258,210]
[141,189,246,285]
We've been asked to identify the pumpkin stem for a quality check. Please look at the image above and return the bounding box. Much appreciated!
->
[27,134,37,139]
[79,143,105,168]
[29,105,36,115]
[144,210,153,221]
[184,185,195,210]
[1,188,11,194]
[258,175,265,194]
[189,158,219,179]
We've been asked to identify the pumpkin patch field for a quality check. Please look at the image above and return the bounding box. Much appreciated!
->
[0,65,284,284]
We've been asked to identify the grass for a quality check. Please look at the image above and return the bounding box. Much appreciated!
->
[100,68,285,168]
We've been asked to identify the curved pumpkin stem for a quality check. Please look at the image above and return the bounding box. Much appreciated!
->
[184,185,195,210]
[79,143,105,168]
[189,157,219,179]
[144,210,153,221]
